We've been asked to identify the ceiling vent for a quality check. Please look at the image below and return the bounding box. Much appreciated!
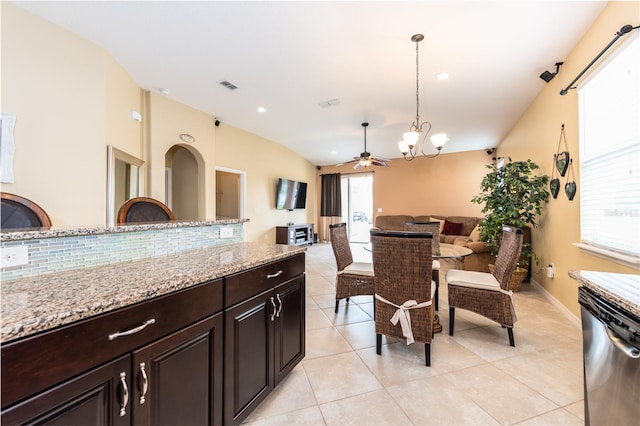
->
[219,80,238,90]
[318,98,340,108]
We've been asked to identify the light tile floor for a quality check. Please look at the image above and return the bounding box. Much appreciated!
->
[243,243,584,425]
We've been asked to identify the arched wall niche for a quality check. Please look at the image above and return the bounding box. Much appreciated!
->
[164,143,206,220]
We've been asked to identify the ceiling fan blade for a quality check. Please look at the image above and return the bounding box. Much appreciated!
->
[353,162,362,170]
[334,159,357,167]
[371,160,388,167]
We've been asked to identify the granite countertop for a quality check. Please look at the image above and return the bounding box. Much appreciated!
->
[1,242,305,344]
[0,218,249,242]
[569,270,640,317]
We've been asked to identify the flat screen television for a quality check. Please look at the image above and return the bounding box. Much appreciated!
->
[276,178,307,210]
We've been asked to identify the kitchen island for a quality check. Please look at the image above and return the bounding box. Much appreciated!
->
[1,235,306,425]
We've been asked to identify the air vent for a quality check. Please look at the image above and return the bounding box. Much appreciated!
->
[219,80,238,90]
[318,98,340,108]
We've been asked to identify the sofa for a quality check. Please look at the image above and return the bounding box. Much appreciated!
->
[373,214,493,272]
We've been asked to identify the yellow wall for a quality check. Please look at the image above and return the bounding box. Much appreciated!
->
[146,91,215,219]
[497,1,640,316]
[214,124,317,242]
[322,149,488,221]
[1,3,106,226]
[1,2,317,244]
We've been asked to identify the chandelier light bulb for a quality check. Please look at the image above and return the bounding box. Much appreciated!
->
[403,131,420,145]
[431,133,449,149]
[398,140,410,154]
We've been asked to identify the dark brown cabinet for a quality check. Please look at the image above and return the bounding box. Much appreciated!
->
[1,355,131,426]
[132,314,223,426]
[1,279,224,426]
[224,255,305,425]
[1,253,305,426]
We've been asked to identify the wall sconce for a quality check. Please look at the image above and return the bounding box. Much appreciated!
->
[539,62,564,83]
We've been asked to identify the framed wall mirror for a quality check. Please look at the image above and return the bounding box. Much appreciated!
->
[107,146,144,226]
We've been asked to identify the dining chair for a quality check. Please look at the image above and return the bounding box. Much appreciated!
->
[1,192,52,230]
[445,226,524,346]
[370,229,435,366]
[117,197,175,224]
[405,221,441,310]
[329,223,375,313]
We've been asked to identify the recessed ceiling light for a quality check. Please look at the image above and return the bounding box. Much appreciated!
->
[436,72,450,81]
[331,150,337,154]
[257,107,266,113]
[159,88,170,95]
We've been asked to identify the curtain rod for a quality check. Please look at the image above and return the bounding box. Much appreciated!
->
[560,24,639,95]
[320,171,375,176]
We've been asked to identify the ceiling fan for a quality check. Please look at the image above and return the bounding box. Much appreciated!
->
[337,122,390,169]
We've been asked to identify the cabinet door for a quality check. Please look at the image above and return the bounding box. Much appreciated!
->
[132,314,223,426]
[224,288,274,425]
[274,275,306,384]
[1,355,131,426]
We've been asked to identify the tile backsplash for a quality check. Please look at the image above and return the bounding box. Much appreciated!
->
[1,223,243,281]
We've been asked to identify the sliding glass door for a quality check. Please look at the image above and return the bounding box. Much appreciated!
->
[341,173,373,243]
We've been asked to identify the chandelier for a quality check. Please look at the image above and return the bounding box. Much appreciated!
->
[398,34,448,160]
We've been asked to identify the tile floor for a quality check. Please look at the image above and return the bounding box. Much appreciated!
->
[243,243,585,425]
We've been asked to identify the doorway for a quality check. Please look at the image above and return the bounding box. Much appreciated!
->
[215,167,245,220]
[341,173,373,243]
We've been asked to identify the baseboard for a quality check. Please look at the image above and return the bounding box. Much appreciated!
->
[529,278,581,330]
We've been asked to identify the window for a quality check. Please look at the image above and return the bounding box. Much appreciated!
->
[577,32,640,267]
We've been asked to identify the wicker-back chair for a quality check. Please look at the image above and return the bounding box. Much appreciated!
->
[1,192,52,230]
[445,226,523,346]
[405,221,441,310]
[370,229,434,366]
[329,223,375,313]
[117,197,175,224]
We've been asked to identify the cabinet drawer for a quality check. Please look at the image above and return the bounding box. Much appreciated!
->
[225,253,305,307]
[1,279,223,408]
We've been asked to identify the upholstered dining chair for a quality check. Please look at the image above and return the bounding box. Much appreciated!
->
[329,223,375,313]
[370,229,435,366]
[1,192,52,230]
[445,226,524,346]
[405,221,441,310]
[117,197,175,224]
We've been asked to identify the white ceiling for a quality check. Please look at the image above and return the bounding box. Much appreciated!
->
[14,1,607,166]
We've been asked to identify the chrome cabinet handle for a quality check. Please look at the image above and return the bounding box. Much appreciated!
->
[119,372,129,417]
[267,270,283,279]
[108,319,156,340]
[270,297,276,321]
[276,294,283,318]
[139,362,148,404]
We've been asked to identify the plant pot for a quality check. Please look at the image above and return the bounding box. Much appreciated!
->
[488,264,527,292]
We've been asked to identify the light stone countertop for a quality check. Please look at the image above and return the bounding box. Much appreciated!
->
[1,242,306,343]
[0,218,248,241]
[569,270,640,317]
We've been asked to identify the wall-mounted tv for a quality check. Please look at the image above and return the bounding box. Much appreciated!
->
[276,178,307,210]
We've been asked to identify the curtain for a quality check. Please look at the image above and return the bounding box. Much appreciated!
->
[319,173,342,242]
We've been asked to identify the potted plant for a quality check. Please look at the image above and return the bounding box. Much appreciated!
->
[471,158,549,290]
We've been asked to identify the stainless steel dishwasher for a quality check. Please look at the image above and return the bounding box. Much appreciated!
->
[579,286,640,425]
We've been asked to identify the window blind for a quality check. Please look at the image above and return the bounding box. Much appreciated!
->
[578,32,640,260]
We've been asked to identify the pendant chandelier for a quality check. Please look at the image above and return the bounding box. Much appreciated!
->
[398,34,448,160]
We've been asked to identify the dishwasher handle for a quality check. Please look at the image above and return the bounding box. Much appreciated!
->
[605,327,640,359]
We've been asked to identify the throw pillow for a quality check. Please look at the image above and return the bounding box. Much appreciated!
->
[429,217,445,233]
[442,219,463,235]
[469,224,481,242]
